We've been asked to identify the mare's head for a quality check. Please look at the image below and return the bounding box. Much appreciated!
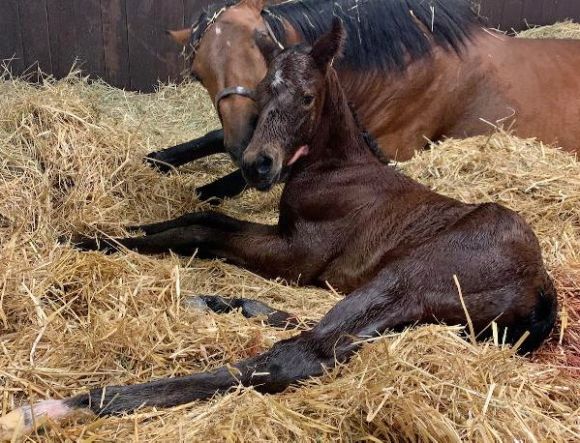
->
[241,20,345,191]
[168,0,274,164]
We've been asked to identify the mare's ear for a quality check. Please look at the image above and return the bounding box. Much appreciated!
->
[310,18,346,72]
[254,30,281,64]
[241,0,267,12]
[166,28,192,46]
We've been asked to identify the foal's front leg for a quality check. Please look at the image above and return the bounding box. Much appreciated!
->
[73,212,301,280]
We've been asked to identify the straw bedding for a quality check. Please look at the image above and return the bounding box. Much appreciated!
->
[1,23,579,442]
[517,20,580,40]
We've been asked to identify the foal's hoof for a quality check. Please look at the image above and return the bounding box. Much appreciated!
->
[182,296,211,312]
[0,408,30,440]
[144,152,174,174]
[0,400,73,440]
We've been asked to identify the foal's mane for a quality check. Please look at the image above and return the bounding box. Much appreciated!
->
[348,102,390,164]
[190,0,480,71]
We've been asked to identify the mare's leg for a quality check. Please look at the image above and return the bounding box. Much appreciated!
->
[0,272,418,437]
[145,129,225,173]
[144,129,247,202]
[184,295,310,329]
[72,212,303,280]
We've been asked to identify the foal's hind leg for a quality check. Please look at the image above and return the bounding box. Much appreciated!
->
[0,270,418,439]
[184,295,310,328]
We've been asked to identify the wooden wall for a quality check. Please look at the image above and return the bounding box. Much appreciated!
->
[479,0,580,30]
[0,0,211,90]
[1,0,580,92]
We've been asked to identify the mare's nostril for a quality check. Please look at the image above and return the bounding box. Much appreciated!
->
[256,155,273,176]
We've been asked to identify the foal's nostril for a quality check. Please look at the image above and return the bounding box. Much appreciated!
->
[256,155,273,176]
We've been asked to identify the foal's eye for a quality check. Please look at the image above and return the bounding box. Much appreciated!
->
[303,95,315,107]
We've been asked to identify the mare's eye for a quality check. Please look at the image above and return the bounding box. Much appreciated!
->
[303,95,315,107]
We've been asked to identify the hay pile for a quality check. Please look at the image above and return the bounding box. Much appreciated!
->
[518,20,580,39]
[1,27,580,443]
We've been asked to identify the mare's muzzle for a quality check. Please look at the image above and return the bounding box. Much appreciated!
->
[214,85,257,164]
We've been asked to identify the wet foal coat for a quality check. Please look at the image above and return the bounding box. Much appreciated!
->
[0,22,558,438]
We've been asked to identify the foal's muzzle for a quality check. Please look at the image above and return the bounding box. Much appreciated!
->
[242,153,279,191]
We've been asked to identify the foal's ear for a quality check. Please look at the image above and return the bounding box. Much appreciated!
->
[166,28,192,46]
[311,18,346,72]
[254,30,281,64]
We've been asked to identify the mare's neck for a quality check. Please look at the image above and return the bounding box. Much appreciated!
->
[336,31,492,161]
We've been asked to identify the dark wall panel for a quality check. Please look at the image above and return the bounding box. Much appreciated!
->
[156,0,186,84]
[0,0,24,73]
[184,0,213,25]
[478,0,505,29]
[46,0,78,78]
[2,0,580,91]
[101,0,130,89]
[74,0,105,79]
[541,0,561,25]
[126,0,157,91]
[558,0,580,20]
[501,0,525,30]
[18,0,53,78]
[522,0,545,27]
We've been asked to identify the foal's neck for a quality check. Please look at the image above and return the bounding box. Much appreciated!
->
[306,70,375,166]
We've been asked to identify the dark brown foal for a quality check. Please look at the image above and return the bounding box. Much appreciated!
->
[0,21,557,438]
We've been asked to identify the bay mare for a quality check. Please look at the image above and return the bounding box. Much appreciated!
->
[147,0,580,201]
[0,21,557,438]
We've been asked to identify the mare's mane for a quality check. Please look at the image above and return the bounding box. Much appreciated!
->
[190,0,481,71]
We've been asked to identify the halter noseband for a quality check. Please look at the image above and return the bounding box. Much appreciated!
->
[214,86,257,121]
[188,4,284,121]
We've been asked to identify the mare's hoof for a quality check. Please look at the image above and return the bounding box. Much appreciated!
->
[144,152,173,174]
[195,185,223,206]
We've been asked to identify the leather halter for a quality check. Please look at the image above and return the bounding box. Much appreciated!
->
[214,86,257,121]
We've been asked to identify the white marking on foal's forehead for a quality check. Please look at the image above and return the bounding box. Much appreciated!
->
[272,69,284,88]
[215,25,222,35]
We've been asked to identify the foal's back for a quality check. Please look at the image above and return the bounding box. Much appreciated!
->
[293,148,555,349]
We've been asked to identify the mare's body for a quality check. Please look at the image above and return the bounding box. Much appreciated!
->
[0,22,557,439]
[150,0,580,200]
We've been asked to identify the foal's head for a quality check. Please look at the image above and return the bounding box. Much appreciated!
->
[241,20,345,191]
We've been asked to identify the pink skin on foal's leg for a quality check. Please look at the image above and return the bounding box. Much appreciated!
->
[0,399,73,440]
